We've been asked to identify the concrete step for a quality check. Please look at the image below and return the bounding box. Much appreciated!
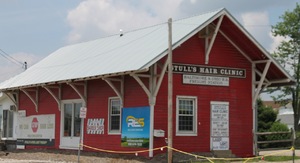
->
[212,150,236,158]
[0,142,6,151]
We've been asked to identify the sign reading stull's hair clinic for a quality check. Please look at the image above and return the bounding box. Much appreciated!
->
[121,106,150,148]
[17,114,55,146]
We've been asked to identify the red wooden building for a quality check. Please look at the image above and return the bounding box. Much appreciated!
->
[0,8,294,158]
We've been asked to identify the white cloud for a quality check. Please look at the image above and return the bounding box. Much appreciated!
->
[269,31,288,53]
[240,11,273,51]
[66,0,183,43]
[0,52,42,82]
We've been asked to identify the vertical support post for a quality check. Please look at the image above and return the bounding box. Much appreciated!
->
[291,128,295,163]
[167,18,173,163]
[149,98,155,157]
[78,106,86,163]
[149,66,155,158]
[78,118,83,163]
[252,63,258,156]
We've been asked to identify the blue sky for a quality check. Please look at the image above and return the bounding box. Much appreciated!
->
[0,0,299,99]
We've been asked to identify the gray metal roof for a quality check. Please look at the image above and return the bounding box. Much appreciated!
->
[0,8,294,90]
[0,8,224,90]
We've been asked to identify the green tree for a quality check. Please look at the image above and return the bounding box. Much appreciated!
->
[257,99,277,132]
[257,99,290,148]
[270,3,300,131]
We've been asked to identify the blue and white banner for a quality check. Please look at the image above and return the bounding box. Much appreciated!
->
[121,106,150,148]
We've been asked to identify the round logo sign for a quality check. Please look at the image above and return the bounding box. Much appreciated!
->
[31,117,39,133]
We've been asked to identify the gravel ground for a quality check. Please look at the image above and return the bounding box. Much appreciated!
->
[0,149,146,163]
[0,149,299,163]
[0,148,214,163]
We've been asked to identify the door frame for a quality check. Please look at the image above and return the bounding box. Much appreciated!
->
[59,99,84,149]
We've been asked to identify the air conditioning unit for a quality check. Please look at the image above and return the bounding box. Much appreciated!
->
[9,105,16,111]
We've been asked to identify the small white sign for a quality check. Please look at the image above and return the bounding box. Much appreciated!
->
[183,74,229,86]
[80,107,87,118]
[212,137,229,150]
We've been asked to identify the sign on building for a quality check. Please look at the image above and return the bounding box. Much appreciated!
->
[183,74,229,86]
[210,102,229,150]
[17,114,55,146]
[87,118,104,134]
[121,106,150,148]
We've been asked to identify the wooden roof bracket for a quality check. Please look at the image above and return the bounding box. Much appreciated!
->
[20,87,39,112]
[103,76,124,107]
[218,29,252,62]
[3,91,19,111]
[252,60,271,105]
[67,81,87,107]
[205,15,224,64]
[130,60,169,102]
[43,84,61,111]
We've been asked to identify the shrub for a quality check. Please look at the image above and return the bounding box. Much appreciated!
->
[266,122,291,148]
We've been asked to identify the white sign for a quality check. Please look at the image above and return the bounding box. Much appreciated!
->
[212,137,229,150]
[211,102,229,150]
[183,74,229,86]
[87,118,104,134]
[80,107,87,118]
[211,104,229,136]
[17,114,55,146]
[18,110,26,117]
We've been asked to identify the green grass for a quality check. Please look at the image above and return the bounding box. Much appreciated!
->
[186,156,300,162]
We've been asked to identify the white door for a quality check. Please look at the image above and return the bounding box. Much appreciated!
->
[60,102,82,149]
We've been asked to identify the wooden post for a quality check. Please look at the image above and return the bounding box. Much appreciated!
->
[291,128,295,163]
[167,18,173,163]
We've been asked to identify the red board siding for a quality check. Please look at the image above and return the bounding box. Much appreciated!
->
[18,31,253,157]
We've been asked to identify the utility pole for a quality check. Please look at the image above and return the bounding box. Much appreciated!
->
[167,18,173,163]
[24,62,27,70]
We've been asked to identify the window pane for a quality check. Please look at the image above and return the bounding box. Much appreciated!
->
[109,98,121,132]
[179,116,193,131]
[64,104,72,137]
[111,100,120,114]
[8,111,14,137]
[73,103,82,137]
[110,115,120,130]
[179,99,193,115]
[2,110,8,137]
[177,97,196,134]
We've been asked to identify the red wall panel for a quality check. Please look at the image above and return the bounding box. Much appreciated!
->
[18,31,253,157]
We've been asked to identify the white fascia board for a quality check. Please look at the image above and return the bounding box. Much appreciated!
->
[223,9,294,82]
[140,9,226,70]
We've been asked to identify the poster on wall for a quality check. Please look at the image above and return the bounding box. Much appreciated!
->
[87,118,104,134]
[121,106,150,148]
[17,114,55,146]
[210,101,229,150]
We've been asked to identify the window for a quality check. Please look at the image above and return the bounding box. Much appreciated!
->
[176,96,197,136]
[63,103,82,137]
[108,97,121,134]
[2,108,14,138]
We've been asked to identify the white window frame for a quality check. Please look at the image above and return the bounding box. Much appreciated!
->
[108,97,121,135]
[176,96,198,136]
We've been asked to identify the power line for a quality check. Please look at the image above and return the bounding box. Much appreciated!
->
[0,49,24,66]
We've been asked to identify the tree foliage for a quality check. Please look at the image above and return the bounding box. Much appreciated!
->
[270,3,300,131]
[257,99,277,132]
[257,99,290,148]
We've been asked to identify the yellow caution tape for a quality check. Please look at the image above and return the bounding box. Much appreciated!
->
[80,144,295,163]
